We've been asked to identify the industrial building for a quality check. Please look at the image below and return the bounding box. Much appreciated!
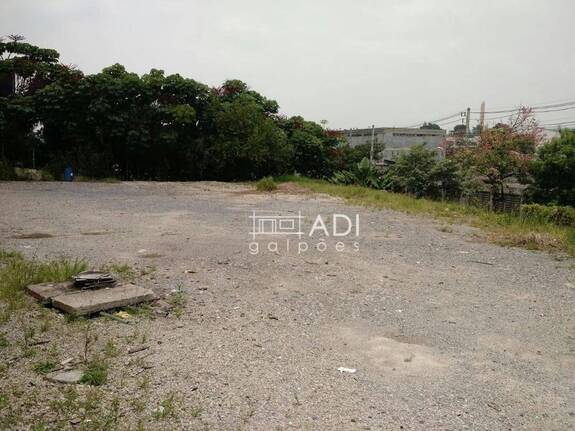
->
[339,127,446,162]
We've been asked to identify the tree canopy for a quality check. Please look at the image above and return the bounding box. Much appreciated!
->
[420,122,442,130]
[0,37,345,180]
[528,129,575,206]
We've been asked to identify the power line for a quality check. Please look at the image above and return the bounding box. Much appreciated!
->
[477,106,575,124]
[435,117,466,126]
[401,97,575,130]
[541,119,575,127]
[471,100,575,114]
[403,111,463,128]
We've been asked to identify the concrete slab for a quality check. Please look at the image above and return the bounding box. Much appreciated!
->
[26,281,75,304]
[51,284,156,316]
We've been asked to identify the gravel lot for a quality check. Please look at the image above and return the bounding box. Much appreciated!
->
[1,181,574,430]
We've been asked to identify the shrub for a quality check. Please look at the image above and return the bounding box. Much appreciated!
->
[331,158,384,189]
[520,203,575,227]
[0,159,16,180]
[384,145,438,197]
[256,176,277,192]
[331,170,357,186]
[529,129,575,206]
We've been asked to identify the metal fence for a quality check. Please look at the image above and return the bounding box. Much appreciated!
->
[465,191,523,213]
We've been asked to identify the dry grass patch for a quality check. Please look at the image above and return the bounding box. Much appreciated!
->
[276,176,575,256]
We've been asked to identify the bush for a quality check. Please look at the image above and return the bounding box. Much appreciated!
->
[0,159,16,180]
[13,168,54,181]
[520,203,575,227]
[529,129,575,206]
[331,158,384,189]
[331,170,358,186]
[256,176,277,192]
[384,145,438,197]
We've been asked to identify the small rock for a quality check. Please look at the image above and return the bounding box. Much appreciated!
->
[61,357,74,366]
[487,401,502,412]
[46,369,83,384]
[151,300,173,316]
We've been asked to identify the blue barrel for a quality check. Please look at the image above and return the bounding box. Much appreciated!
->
[64,166,74,182]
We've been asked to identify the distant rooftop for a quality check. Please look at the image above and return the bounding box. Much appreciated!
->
[337,127,446,136]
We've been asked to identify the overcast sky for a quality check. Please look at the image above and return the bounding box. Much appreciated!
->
[2,0,574,130]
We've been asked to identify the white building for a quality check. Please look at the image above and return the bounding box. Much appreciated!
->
[340,127,446,161]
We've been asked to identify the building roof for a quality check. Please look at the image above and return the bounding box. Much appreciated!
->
[338,127,446,136]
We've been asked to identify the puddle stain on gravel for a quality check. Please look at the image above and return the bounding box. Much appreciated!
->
[339,327,448,375]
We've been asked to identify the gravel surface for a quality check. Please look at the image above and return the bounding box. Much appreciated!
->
[0,181,574,430]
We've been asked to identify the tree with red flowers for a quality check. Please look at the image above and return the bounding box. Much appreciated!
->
[460,108,544,201]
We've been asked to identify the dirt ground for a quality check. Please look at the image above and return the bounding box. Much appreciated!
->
[0,181,574,430]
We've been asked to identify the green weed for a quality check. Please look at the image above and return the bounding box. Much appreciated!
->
[80,359,108,386]
[256,176,278,192]
[100,262,135,281]
[152,392,178,420]
[32,361,58,375]
[0,250,87,317]
[167,286,187,318]
[277,177,575,256]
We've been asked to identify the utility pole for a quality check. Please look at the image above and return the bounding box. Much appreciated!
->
[369,125,375,165]
[465,107,471,136]
[479,101,485,131]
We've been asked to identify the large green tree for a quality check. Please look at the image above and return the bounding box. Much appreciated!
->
[0,35,65,164]
[279,116,339,178]
[1,38,342,181]
[384,145,438,197]
[529,129,575,206]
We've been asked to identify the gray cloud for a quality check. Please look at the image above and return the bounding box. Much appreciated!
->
[2,0,574,129]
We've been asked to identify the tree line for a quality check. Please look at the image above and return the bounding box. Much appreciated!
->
[2,36,574,208]
[332,109,575,208]
[0,36,369,181]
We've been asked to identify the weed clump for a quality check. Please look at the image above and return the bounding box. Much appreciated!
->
[0,250,87,319]
[80,359,108,386]
[256,176,277,192]
[32,361,58,375]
